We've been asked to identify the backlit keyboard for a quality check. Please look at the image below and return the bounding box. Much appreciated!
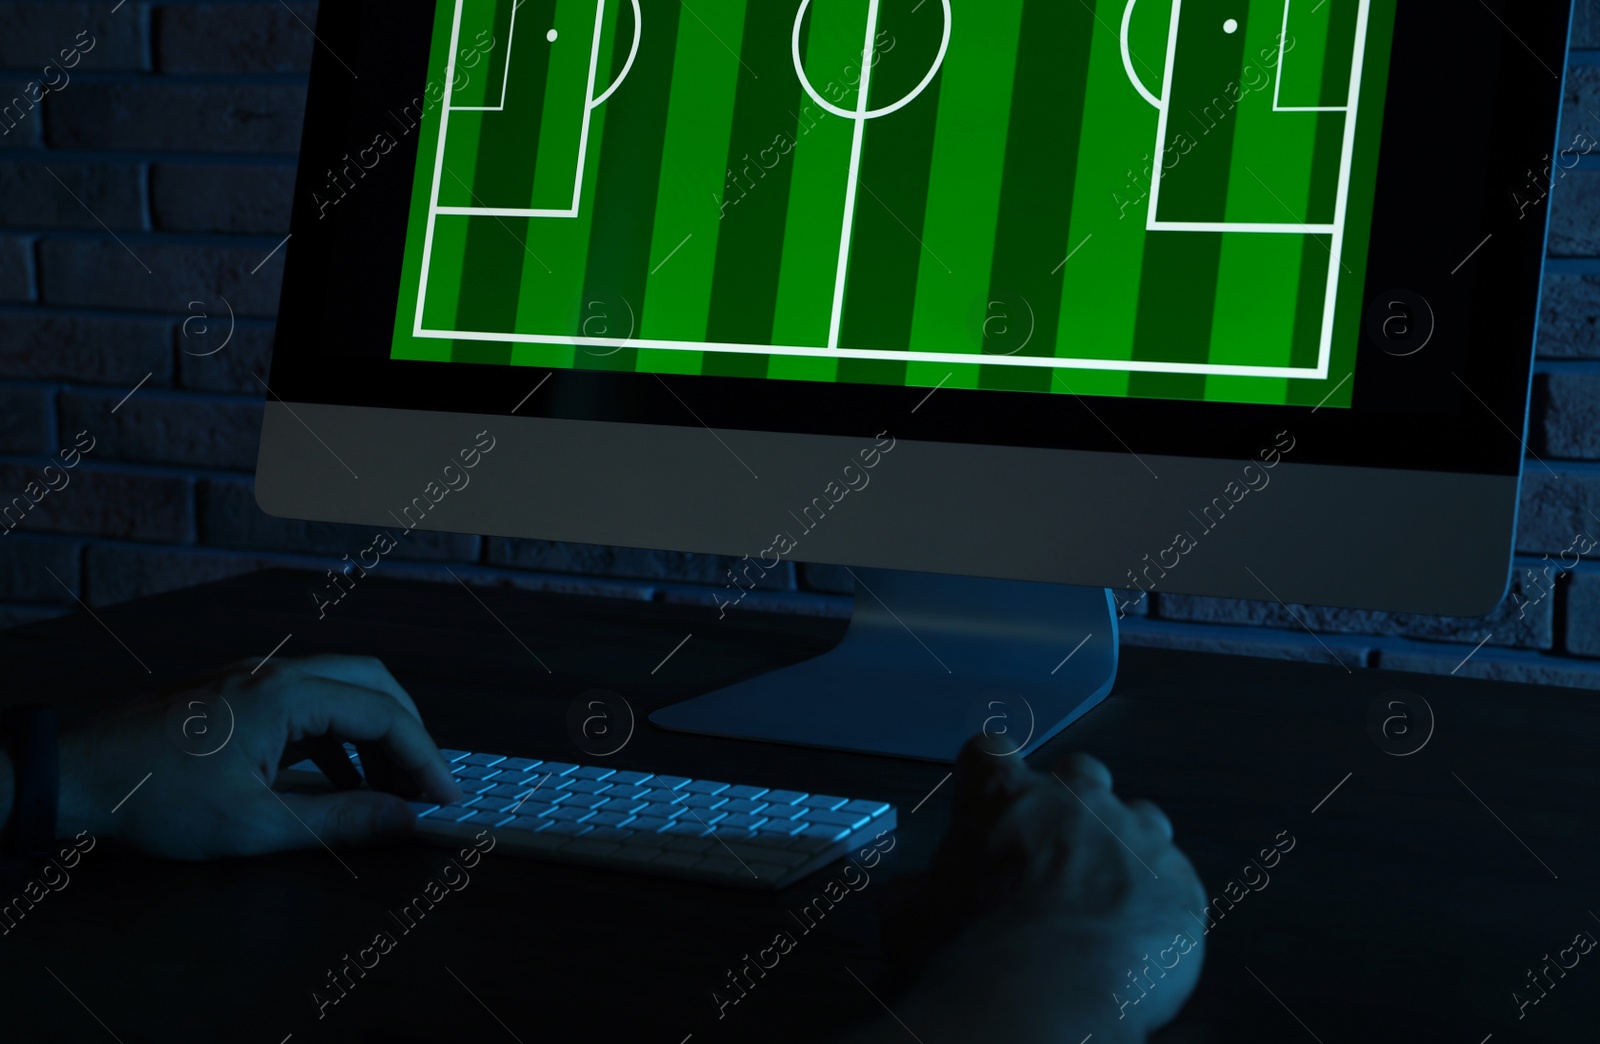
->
[280,747,897,891]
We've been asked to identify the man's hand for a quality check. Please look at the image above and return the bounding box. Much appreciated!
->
[56,655,462,859]
[876,741,1207,1044]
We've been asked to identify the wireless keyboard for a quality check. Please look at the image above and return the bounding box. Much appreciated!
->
[279,747,897,891]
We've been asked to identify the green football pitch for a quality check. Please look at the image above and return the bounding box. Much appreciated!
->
[390,0,1395,406]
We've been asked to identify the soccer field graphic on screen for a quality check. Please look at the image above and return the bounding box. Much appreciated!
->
[391,0,1396,406]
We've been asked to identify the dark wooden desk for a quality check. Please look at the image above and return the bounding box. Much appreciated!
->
[0,570,1595,1044]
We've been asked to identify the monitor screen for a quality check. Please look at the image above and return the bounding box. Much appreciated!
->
[387,0,1393,409]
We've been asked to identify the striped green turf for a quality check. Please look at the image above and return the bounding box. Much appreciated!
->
[392,0,1395,409]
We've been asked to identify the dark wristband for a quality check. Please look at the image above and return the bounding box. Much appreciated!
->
[2,705,59,856]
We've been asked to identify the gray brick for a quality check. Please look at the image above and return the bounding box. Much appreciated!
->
[0,234,33,300]
[84,545,276,608]
[0,385,50,454]
[0,463,189,541]
[0,4,148,71]
[1374,647,1600,691]
[0,160,144,230]
[1541,372,1600,457]
[177,320,276,392]
[1518,468,1600,553]
[154,3,317,74]
[1119,621,1370,668]
[46,83,307,152]
[58,391,263,470]
[38,239,285,316]
[0,310,172,384]
[1158,569,1553,650]
[200,477,481,560]
[150,163,295,234]
[1568,569,1600,656]
[1560,66,1600,149]
[1548,171,1600,257]
[0,76,42,148]
[486,538,795,589]
[0,604,71,631]
[1538,274,1600,358]
[1577,0,1600,50]
[0,535,80,602]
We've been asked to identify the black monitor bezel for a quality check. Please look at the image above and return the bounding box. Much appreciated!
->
[269,0,1574,479]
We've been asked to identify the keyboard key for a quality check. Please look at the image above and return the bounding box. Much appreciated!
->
[460,753,506,767]
[801,794,848,811]
[724,785,770,800]
[662,821,710,837]
[586,811,637,829]
[608,770,654,786]
[407,802,440,817]
[639,787,688,804]
[840,799,892,819]
[569,766,616,781]
[682,780,731,795]
[649,775,692,790]
[605,784,651,801]
[639,803,687,820]
[482,783,528,800]
[546,806,594,823]
[795,823,850,843]
[756,820,805,837]
[806,809,871,830]
[625,816,675,835]
[493,815,547,832]
[497,757,543,773]
[720,799,769,816]
[536,762,581,777]
[764,803,810,821]
[723,839,800,862]
[600,796,647,815]
[564,792,612,810]
[564,779,613,795]
[683,794,729,810]
[717,813,769,831]
[454,765,503,781]
[438,749,472,763]
[763,789,808,806]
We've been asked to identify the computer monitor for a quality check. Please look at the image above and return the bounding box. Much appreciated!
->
[258,0,1574,761]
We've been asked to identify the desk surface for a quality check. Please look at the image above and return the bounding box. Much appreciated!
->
[0,570,1596,1044]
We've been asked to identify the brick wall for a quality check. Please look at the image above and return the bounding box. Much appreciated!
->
[0,1,1597,690]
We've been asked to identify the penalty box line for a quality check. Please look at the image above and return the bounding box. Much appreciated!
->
[411,325,1334,380]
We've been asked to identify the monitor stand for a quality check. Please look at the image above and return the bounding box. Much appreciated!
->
[649,568,1119,763]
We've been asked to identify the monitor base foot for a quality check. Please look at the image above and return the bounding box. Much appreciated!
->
[649,567,1119,763]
